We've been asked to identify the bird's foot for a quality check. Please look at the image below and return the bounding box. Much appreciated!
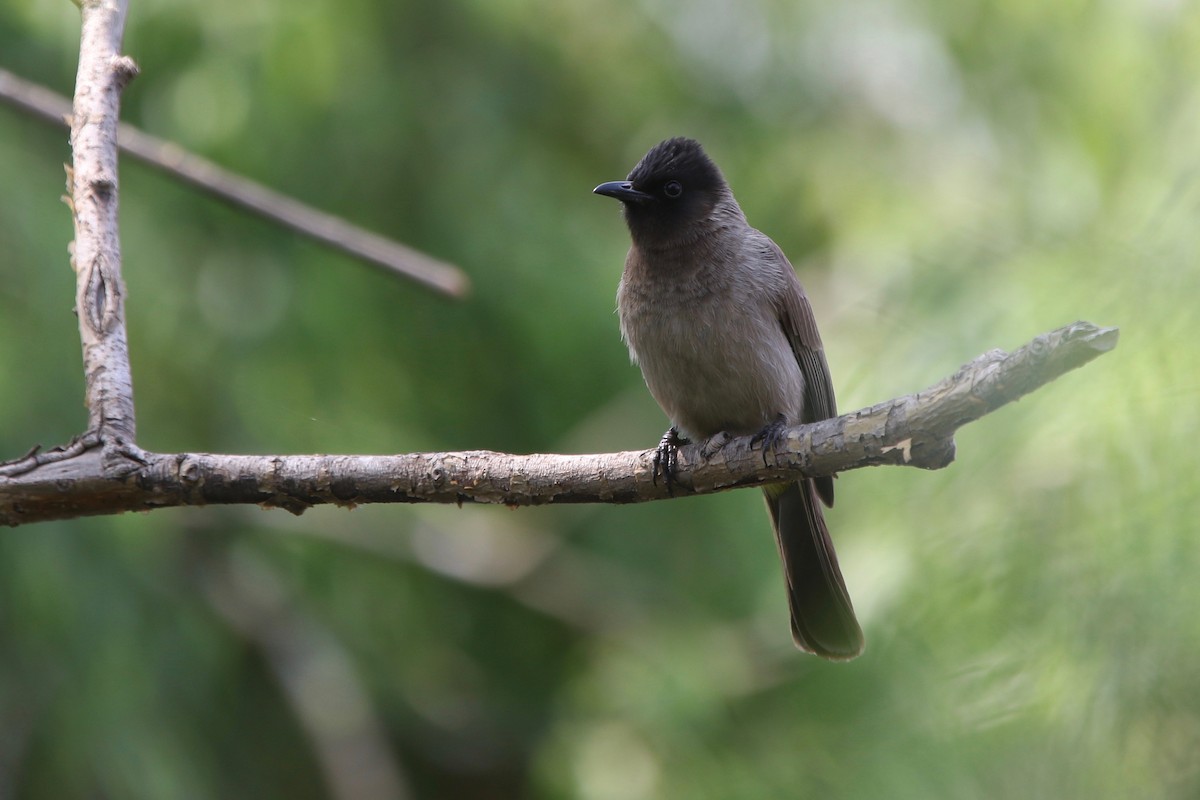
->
[652,426,687,494]
[750,414,789,467]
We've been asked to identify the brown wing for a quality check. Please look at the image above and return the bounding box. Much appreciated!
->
[766,239,837,507]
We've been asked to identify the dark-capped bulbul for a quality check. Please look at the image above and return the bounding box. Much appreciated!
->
[594,137,864,659]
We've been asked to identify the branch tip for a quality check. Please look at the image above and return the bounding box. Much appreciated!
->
[0,67,470,298]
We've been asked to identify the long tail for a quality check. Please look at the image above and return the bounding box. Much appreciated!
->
[764,480,864,660]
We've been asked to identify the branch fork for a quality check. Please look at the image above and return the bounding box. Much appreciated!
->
[1,321,1117,526]
[0,0,1120,528]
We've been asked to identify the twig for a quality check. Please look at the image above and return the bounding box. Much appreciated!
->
[4,10,1119,529]
[0,321,1119,527]
[0,67,470,297]
[0,431,101,478]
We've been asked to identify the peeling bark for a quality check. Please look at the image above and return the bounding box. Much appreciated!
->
[0,322,1118,527]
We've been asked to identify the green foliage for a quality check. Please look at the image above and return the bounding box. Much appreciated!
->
[2,0,1198,796]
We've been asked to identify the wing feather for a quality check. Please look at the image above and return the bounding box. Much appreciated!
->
[761,239,837,506]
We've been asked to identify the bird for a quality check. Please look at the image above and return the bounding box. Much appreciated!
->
[593,137,864,659]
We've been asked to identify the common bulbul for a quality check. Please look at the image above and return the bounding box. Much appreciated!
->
[594,137,864,659]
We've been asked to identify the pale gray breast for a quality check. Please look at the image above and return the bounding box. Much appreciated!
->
[617,243,806,439]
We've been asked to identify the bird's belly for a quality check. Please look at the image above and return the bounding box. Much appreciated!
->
[623,304,805,439]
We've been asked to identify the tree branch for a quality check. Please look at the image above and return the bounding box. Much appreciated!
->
[0,321,1118,527]
[3,6,1118,528]
[0,67,470,297]
[70,0,137,445]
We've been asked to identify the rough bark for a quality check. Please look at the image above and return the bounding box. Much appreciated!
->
[0,0,1120,529]
[69,0,137,445]
[0,321,1118,527]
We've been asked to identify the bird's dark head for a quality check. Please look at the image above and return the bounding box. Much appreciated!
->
[594,137,731,248]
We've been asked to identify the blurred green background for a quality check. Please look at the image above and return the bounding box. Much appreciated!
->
[2,0,1197,797]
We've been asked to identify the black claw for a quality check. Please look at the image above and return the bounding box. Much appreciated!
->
[751,414,789,467]
[652,426,685,494]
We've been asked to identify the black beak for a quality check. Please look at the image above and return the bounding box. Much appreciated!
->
[593,181,653,204]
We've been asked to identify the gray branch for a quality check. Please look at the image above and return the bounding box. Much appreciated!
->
[0,67,470,297]
[0,4,1118,528]
[69,0,137,445]
[0,321,1118,527]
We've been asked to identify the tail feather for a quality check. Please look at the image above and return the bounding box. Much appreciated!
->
[764,481,864,660]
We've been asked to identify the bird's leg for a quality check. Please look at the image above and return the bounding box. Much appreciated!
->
[750,414,789,467]
[653,426,687,493]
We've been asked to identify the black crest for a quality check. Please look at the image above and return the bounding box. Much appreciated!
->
[628,138,723,196]
[616,138,728,245]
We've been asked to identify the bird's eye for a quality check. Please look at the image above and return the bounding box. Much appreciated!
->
[663,180,683,198]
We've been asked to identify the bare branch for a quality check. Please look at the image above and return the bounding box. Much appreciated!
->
[70,0,137,444]
[0,431,101,478]
[0,321,1118,527]
[4,5,1118,529]
[0,67,470,297]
